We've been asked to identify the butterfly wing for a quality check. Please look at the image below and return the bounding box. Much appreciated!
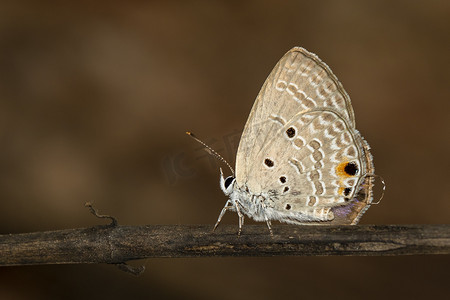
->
[235,47,374,224]
[245,109,374,225]
[236,47,356,186]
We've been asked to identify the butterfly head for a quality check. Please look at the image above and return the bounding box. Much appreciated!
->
[219,168,235,195]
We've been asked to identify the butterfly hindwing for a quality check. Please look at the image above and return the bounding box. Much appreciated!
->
[245,109,372,224]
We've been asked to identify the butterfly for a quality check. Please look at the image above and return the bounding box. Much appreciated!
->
[189,47,380,235]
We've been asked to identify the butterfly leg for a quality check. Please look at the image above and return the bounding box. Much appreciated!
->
[264,215,274,237]
[234,200,245,237]
[260,203,273,236]
[213,200,233,231]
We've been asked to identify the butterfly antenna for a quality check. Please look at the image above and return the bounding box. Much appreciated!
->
[186,131,235,177]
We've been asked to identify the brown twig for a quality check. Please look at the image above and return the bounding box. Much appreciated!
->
[1,224,449,268]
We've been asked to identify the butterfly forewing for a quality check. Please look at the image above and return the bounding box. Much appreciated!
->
[236,47,356,186]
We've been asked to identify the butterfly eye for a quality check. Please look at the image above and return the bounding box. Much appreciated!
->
[224,176,235,189]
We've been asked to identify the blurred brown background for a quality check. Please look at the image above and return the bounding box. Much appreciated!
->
[0,0,449,299]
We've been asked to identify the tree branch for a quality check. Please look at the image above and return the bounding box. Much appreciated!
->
[1,224,449,267]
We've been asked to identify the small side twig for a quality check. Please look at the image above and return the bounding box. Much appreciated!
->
[113,262,145,276]
[85,202,118,227]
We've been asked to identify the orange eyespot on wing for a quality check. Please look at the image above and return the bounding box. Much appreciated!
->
[336,161,360,199]
[336,161,359,177]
